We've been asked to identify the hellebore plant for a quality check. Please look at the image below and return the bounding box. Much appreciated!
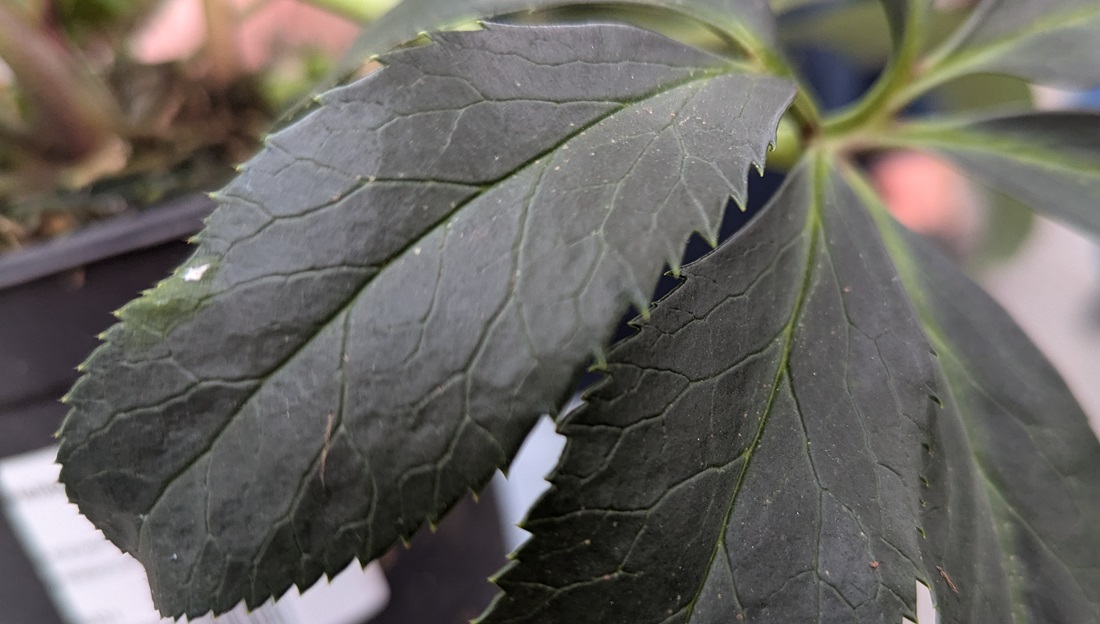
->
[57,0,1100,622]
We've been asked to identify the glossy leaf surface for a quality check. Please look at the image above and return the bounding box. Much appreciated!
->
[483,157,1100,623]
[57,22,794,618]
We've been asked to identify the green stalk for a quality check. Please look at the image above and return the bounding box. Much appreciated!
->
[822,0,929,136]
[296,0,400,23]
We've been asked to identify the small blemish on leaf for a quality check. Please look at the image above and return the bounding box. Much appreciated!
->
[937,565,959,594]
[183,264,211,282]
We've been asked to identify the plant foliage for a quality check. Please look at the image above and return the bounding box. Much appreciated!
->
[57,0,1100,622]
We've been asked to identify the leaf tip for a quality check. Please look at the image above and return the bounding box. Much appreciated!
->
[664,252,683,277]
[702,228,720,247]
[629,289,654,322]
[589,348,608,371]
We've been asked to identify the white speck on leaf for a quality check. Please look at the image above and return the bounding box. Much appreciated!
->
[183,264,210,282]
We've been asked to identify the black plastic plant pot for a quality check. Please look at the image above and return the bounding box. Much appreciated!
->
[0,196,505,624]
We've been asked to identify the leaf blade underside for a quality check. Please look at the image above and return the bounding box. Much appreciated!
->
[484,155,1100,623]
[56,22,795,618]
[885,112,1100,239]
[929,0,1100,86]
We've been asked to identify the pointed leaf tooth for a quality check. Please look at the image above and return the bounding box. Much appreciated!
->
[589,347,608,372]
[659,241,682,275]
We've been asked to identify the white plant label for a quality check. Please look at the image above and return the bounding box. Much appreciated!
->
[0,446,389,624]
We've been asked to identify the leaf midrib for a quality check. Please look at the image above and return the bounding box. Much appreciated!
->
[682,156,823,620]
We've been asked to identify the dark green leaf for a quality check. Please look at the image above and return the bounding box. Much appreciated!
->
[884,112,1100,239]
[884,226,1100,623]
[484,156,933,623]
[483,156,1100,623]
[853,167,1100,621]
[57,22,794,618]
[929,0,1100,86]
